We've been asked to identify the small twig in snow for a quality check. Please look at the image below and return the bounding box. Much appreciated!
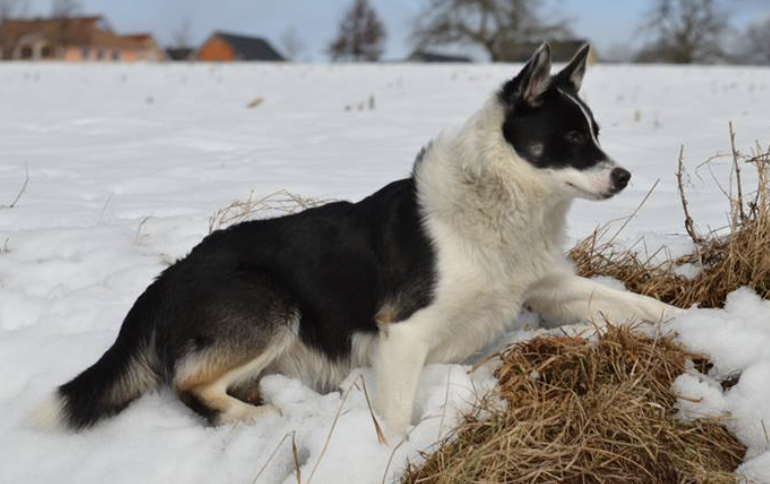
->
[729,121,746,224]
[437,369,452,441]
[135,216,152,244]
[306,374,383,484]
[290,432,302,484]
[250,431,300,484]
[99,193,114,221]
[677,146,701,244]
[0,163,30,210]
[356,375,388,445]
[606,179,660,246]
[380,433,410,484]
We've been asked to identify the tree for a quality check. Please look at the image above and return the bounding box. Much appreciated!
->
[281,27,306,61]
[171,18,192,49]
[0,0,28,21]
[412,0,570,62]
[739,17,770,65]
[327,0,386,62]
[636,0,728,64]
[51,0,81,18]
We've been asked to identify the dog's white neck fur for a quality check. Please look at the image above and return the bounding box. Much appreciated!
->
[414,98,571,258]
[400,97,575,367]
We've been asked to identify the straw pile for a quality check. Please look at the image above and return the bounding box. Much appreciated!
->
[401,326,746,484]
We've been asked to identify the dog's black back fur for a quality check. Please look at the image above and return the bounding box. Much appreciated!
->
[175,177,436,359]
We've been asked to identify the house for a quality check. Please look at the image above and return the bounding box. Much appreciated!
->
[195,32,284,62]
[165,47,193,61]
[507,40,598,63]
[119,34,166,62]
[407,50,472,63]
[0,16,165,62]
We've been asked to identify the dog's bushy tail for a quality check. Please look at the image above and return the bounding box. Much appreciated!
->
[31,284,162,431]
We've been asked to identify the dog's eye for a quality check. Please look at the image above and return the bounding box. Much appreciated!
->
[565,131,584,144]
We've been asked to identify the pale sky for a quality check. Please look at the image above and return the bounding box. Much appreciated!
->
[19,0,770,60]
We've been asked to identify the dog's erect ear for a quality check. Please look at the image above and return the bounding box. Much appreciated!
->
[556,44,590,92]
[501,42,552,108]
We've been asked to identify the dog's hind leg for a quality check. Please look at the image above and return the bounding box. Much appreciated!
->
[173,313,297,426]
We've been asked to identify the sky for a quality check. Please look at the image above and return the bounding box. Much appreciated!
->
[18,0,770,61]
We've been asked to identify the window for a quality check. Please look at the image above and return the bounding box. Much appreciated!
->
[40,45,54,58]
[112,50,120,61]
[82,47,90,59]
[20,46,33,59]
[97,48,105,60]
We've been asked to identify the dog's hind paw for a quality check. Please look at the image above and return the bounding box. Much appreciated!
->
[217,403,282,426]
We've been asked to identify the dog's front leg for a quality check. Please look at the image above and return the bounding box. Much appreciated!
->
[372,317,430,440]
[525,272,684,326]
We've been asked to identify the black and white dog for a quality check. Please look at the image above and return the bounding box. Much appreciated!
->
[34,44,682,437]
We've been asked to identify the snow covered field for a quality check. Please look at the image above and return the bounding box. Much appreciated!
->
[1,62,770,483]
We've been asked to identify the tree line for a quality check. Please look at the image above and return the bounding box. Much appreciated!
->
[327,0,770,64]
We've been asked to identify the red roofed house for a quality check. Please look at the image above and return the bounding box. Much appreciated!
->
[0,16,166,62]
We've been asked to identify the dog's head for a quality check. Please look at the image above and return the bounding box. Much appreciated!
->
[497,43,629,201]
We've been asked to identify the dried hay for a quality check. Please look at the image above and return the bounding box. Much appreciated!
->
[402,326,746,484]
[208,189,329,234]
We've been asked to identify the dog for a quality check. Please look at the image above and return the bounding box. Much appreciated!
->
[33,43,682,437]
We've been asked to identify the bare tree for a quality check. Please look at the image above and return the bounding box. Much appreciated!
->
[636,0,729,64]
[0,0,28,21]
[739,17,770,65]
[51,0,81,18]
[412,0,570,62]
[171,18,192,49]
[281,27,306,61]
[327,0,386,62]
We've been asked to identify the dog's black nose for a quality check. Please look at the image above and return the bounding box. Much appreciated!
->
[611,168,631,190]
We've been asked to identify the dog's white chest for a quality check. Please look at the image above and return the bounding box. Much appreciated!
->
[421,230,555,364]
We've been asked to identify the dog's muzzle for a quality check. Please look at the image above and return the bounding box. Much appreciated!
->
[610,167,631,194]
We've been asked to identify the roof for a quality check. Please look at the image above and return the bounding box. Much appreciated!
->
[213,31,284,61]
[408,50,472,63]
[121,34,152,42]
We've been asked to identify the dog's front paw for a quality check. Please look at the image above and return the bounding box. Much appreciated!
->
[375,403,411,444]
[653,301,686,321]
[382,417,410,444]
[633,300,685,323]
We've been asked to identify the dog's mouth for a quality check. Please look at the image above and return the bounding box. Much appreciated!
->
[566,182,613,200]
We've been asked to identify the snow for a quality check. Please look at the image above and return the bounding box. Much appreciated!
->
[2,62,770,483]
[671,289,770,480]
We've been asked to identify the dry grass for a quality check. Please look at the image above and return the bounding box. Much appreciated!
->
[570,128,770,309]
[208,189,329,234]
[402,326,746,484]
